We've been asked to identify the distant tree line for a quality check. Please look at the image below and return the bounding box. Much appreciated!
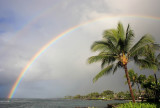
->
[65,73,160,101]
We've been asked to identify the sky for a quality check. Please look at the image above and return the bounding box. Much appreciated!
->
[0,0,160,98]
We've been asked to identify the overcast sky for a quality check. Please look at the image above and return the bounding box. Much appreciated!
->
[0,0,160,98]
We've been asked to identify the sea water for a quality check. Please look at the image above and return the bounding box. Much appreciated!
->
[0,98,126,108]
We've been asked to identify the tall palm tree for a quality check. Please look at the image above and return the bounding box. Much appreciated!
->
[88,22,154,103]
[137,46,160,102]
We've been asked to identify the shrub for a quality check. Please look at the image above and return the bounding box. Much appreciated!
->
[117,102,156,108]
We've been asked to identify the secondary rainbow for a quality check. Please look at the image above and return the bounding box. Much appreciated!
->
[8,15,160,99]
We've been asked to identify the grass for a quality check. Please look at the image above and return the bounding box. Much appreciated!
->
[117,102,157,108]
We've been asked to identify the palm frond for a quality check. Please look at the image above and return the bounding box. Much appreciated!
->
[101,59,106,69]
[101,55,116,68]
[107,39,119,54]
[117,22,125,41]
[124,24,134,52]
[88,52,116,65]
[134,57,150,68]
[91,41,109,52]
[117,38,125,53]
[103,29,118,44]
[93,64,114,83]
[135,58,157,70]
[129,34,154,57]
[88,55,106,64]
[134,47,159,71]
[152,43,160,51]
[91,40,119,54]
[113,61,122,74]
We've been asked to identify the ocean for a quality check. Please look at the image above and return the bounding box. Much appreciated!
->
[0,98,127,108]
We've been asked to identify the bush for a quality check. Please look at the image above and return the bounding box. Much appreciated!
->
[117,102,156,108]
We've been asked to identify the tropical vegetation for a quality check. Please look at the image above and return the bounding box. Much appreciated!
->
[127,70,160,102]
[65,73,160,102]
[117,102,157,108]
[87,22,156,103]
[136,46,160,102]
[65,90,115,100]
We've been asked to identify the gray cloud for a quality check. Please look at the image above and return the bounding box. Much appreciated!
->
[0,0,160,98]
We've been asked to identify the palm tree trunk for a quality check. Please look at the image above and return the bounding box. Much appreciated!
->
[124,64,135,103]
[154,73,159,102]
[154,73,158,86]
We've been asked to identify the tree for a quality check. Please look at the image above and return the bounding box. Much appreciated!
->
[102,90,114,96]
[117,91,125,99]
[87,92,99,99]
[127,69,141,96]
[142,75,155,99]
[138,74,147,96]
[88,22,155,103]
[101,90,114,99]
[137,45,160,102]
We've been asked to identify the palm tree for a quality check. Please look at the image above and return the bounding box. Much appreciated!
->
[142,75,155,99]
[88,22,154,103]
[137,46,160,102]
[127,69,141,96]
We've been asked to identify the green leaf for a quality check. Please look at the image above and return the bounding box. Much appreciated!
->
[124,24,134,52]
[93,64,114,83]
[88,55,105,64]
[152,43,160,50]
[103,29,118,44]
[91,41,109,52]
[129,34,154,57]
[117,22,125,41]
[113,61,122,74]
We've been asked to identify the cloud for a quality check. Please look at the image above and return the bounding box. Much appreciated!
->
[0,0,160,98]
[105,0,160,16]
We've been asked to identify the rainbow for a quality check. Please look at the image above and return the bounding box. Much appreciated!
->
[2,2,62,54]
[8,15,160,99]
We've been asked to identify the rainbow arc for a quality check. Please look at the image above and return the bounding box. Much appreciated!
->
[8,15,160,99]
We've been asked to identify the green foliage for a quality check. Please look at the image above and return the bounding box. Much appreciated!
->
[86,92,100,99]
[117,22,125,41]
[127,69,138,86]
[117,91,125,99]
[129,34,154,57]
[138,74,160,101]
[88,22,155,82]
[103,29,118,44]
[101,90,114,99]
[101,90,114,96]
[138,47,160,71]
[138,74,146,84]
[93,64,114,82]
[117,102,156,108]
[135,45,160,102]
